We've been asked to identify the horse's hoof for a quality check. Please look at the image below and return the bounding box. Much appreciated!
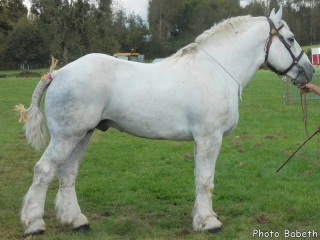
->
[24,229,45,237]
[208,227,222,234]
[73,224,91,233]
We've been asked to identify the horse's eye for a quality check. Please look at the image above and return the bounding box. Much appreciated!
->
[289,37,295,43]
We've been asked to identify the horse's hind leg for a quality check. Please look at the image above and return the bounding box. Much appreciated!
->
[21,137,81,237]
[55,130,93,232]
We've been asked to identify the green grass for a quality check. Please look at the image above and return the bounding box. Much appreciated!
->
[1,69,320,239]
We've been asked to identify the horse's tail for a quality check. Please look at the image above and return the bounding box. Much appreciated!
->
[14,57,59,151]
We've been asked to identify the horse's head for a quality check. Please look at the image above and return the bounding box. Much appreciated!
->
[264,6,314,85]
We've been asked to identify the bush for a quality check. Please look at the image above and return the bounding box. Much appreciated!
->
[17,71,41,78]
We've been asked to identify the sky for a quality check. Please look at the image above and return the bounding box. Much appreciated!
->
[118,0,149,22]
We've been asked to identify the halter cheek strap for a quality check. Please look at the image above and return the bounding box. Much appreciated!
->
[264,22,283,63]
[264,17,307,85]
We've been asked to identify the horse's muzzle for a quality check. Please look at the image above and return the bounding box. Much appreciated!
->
[291,62,315,86]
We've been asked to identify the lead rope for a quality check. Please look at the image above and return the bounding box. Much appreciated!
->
[316,102,320,169]
[300,91,309,136]
[199,46,243,100]
[276,127,320,173]
[276,90,320,173]
[317,130,319,169]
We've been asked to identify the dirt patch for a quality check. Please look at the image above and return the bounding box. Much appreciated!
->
[176,228,192,236]
[172,142,182,147]
[101,211,112,217]
[302,170,313,175]
[264,135,277,140]
[183,153,193,160]
[281,149,297,156]
[237,148,246,153]
[254,214,270,224]
[231,141,241,147]
[90,213,103,221]
[242,134,254,139]
[238,162,246,167]
[287,208,295,213]
[43,213,55,220]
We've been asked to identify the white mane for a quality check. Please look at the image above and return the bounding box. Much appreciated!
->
[171,15,252,59]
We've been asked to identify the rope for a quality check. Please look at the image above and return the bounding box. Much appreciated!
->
[199,46,243,100]
[300,91,309,136]
[276,127,320,173]
[276,90,320,172]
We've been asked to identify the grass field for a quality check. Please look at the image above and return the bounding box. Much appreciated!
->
[1,69,320,239]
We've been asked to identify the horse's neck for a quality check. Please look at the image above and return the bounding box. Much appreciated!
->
[200,17,268,89]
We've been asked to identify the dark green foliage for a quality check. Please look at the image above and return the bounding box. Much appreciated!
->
[5,23,48,64]
[1,0,320,67]
[17,71,41,77]
[0,0,27,34]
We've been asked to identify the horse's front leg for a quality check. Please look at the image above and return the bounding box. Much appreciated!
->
[193,136,223,232]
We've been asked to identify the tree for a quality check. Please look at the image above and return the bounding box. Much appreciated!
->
[166,0,242,56]
[125,13,149,53]
[30,0,115,64]
[89,0,119,54]
[0,0,27,34]
[148,0,183,43]
[112,7,128,52]
[243,0,266,16]
[5,23,48,64]
[269,0,279,14]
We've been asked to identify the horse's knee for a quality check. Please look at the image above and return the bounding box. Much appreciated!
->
[33,160,56,185]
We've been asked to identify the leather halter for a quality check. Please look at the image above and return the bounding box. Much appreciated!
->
[264,17,308,85]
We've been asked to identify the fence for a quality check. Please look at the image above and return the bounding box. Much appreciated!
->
[0,63,50,71]
[283,73,320,104]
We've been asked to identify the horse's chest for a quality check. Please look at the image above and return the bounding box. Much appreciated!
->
[209,93,239,136]
[221,107,239,136]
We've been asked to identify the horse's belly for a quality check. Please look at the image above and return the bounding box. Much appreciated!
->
[104,108,194,141]
[109,122,193,140]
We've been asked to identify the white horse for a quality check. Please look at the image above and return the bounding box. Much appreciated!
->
[18,7,314,236]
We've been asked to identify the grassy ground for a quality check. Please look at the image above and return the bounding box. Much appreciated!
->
[1,69,320,239]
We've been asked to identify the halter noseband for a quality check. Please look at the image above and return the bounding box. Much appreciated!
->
[264,17,308,85]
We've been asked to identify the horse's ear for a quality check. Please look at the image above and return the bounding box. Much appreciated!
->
[272,6,283,23]
[269,8,276,18]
